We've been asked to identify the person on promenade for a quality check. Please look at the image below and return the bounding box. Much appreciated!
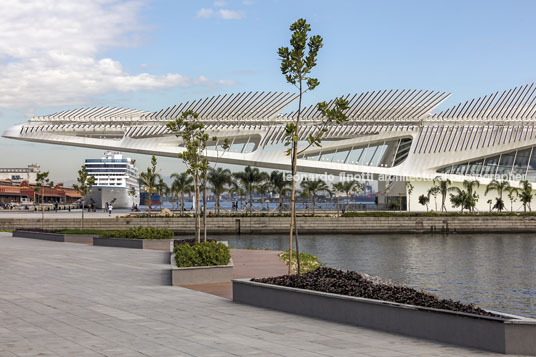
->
[108,204,113,216]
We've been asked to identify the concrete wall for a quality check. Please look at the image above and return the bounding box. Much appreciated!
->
[233,279,536,355]
[4,215,536,234]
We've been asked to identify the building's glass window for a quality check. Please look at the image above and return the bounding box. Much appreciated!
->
[512,148,531,175]
[369,144,387,167]
[466,160,483,175]
[332,149,350,163]
[320,151,336,162]
[298,138,412,167]
[497,153,515,175]
[481,156,500,175]
[346,147,364,164]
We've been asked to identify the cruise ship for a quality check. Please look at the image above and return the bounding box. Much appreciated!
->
[84,152,140,209]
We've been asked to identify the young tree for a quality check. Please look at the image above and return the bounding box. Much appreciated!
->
[170,172,193,215]
[270,171,291,215]
[167,111,210,243]
[207,167,232,215]
[279,18,349,274]
[34,171,52,230]
[72,165,95,228]
[300,178,329,216]
[519,180,533,212]
[487,199,493,213]
[485,179,510,213]
[418,194,430,212]
[405,181,414,212]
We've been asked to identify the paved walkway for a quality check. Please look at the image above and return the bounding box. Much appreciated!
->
[0,233,502,356]
[184,249,289,299]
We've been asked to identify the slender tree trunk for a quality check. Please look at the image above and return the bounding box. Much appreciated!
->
[279,195,283,215]
[249,188,253,216]
[216,193,220,215]
[294,211,301,275]
[195,172,200,243]
[41,187,44,230]
[288,80,304,275]
[203,171,207,242]
[81,196,84,228]
[312,194,316,216]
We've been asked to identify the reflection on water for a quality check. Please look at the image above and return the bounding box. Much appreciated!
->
[219,233,536,317]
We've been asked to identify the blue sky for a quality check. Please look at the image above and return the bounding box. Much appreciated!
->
[1,0,536,182]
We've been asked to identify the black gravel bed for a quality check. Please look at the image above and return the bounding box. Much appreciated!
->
[252,267,503,318]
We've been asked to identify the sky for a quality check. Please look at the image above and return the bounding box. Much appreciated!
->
[1,0,536,183]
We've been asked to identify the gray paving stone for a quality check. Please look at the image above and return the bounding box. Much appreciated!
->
[0,233,509,356]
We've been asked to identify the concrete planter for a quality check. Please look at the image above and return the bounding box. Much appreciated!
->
[233,279,536,355]
[12,230,93,244]
[93,237,173,251]
[171,252,233,286]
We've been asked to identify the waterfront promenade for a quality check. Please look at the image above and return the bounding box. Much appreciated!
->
[0,233,502,356]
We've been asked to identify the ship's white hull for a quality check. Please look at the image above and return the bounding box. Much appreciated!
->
[86,187,139,209]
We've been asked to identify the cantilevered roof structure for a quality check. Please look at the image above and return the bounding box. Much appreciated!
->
[5,84,536,211]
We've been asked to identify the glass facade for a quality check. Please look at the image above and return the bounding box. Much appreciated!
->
[437,146,536,181]
[299,138,412,168]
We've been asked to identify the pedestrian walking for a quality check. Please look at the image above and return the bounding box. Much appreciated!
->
[108,204,113,216]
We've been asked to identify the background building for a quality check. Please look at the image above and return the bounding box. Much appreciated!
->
[0,164,40,184]
[5,85,536,212]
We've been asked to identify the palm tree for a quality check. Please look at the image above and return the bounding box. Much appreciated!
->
[335,181,357,211]
[155,177,169,210]
[449,180,480,213]
[434,177,451,212]
[519,180,533,212]
[233,166,265,215]
[428,186,440,211]
[351,181,365,206]
[270,171,291,214]
[506,186,519,212]
[139,155,159,214]
[332,182,344,214]
[170,172,193,215]
[256,173,271,211]
[207,167,232,215]
[300,179,329,216]
[485,179,510,213]
[229,181,246,210]
[405,181,414,212]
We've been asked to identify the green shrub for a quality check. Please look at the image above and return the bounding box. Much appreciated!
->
[279,251,322,273]
[174,241,231,267]
[99,226,173,240]
[57,229,107,235]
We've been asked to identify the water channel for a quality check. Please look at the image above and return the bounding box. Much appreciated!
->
[219,233,536,318]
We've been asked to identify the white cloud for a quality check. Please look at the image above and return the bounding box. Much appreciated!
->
[242,0,255,5]
[196,8,215,18]
[196,5,245,20]
[0,0,234,109]
[218,9,245,20]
